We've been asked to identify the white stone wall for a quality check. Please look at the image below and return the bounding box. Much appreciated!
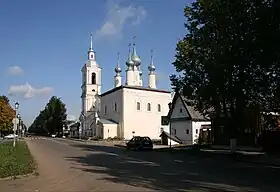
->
[100,88,123,137]
[122,88,172,140]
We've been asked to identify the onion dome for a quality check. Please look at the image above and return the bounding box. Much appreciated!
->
[126,43,134,69]
[131,36,141,66]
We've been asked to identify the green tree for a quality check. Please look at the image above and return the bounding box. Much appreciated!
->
[0,96,15,135]
[171,0,280,147]
[28,96,67,135]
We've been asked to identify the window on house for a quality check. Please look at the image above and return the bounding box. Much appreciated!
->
[186,129,189,134]
[196,129,198,134]
[91,73,96,84]
[104,105,107,114]
[147,103,151,111]
[137,102,141,110]
[114,102,117,112]
[174,129,176,135]
[158,104,161,112]
[180,108,183,113]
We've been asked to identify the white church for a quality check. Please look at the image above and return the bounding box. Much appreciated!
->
[79,34,173,140]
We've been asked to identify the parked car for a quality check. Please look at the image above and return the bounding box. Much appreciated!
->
[4,134,18,139]
[126,136,153,151]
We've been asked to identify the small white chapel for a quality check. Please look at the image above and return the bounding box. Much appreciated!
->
[79,34,173,140]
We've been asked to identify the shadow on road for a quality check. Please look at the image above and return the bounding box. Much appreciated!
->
[65,144,280,192]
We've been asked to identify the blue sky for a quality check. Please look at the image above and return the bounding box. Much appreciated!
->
[0,0,190,126]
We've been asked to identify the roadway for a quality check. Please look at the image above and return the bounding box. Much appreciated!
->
[0,137,279,191]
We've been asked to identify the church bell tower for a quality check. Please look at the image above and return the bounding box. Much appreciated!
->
[81,33,102,115]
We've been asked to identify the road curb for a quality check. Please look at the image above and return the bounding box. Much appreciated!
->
[114,144,126,148]
[0,170,37,181]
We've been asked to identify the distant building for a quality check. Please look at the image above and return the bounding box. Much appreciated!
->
[79,34,172,140]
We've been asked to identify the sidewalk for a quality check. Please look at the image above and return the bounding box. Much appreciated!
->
[64,137,126,146]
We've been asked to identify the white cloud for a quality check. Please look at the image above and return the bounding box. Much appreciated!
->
[67,115,77,121]
[94,1,147,40]
[7,66,24,76]
[8,82,54,99]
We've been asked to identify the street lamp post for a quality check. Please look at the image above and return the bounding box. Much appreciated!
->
[17,114,21,137]
[13,102,19,147]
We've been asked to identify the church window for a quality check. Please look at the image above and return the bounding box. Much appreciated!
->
[104,105,107,114]
[174,129,177,135]
[158,104,161,112]
[180,108,183,113]
[114,102,117,112]
[186,129,189,134]
[91,54,93,59]
[137,102,141,110]
[147,103,151,111]
[91,73,96,84]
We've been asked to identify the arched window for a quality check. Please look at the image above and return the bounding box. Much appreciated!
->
[158,104,161,112]
[137,102,141,110]
[147,103,151,111]
[186,129,189,134]
[174,129,177,135]
[91,54,93,59]
[91,73,96,84]
[179,108,183,113]
[114,102,117,112]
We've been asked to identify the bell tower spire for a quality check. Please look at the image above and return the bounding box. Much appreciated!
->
[90,33,93,50]
[88,33,95,60]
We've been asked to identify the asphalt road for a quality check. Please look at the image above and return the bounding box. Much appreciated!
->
[1,138,280,192]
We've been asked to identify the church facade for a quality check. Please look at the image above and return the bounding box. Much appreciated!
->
[80,34,172,140]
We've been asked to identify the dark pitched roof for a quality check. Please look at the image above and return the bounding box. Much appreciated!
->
[98,119,118,124]
[167,92,208,121]
[100,85,171,97]
[159,131,183,144]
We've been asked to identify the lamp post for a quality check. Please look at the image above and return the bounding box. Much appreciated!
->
[13,102,19,147]
[17,114,21,137]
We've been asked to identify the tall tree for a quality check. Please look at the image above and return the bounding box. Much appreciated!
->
[171,0,280,147]
[28,96,67,135]
[0,96,15,134]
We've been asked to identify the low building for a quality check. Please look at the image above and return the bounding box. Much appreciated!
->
[163,92,211,145]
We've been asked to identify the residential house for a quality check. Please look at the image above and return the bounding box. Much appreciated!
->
[162,92,211,145]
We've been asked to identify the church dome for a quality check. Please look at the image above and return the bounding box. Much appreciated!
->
[131,55,141,66]
[126,58,134,67]
[148,64,156,72]
[115,66,122,73]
